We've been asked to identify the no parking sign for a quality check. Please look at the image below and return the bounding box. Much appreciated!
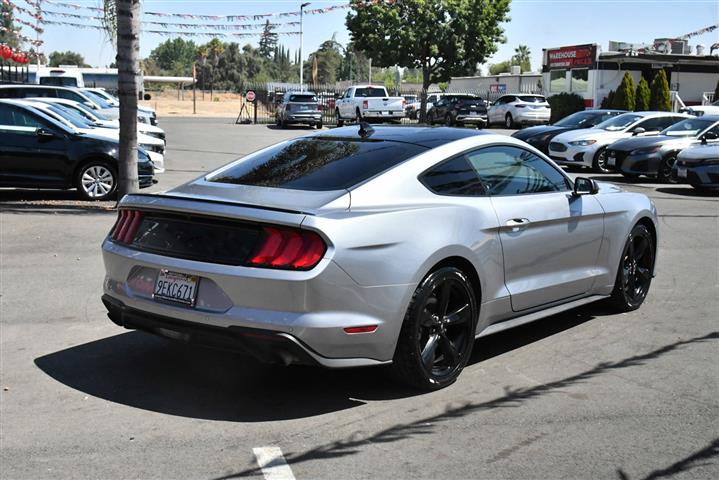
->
[246,90,256,102]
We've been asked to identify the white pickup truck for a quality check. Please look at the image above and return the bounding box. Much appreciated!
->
[335,85,405,125]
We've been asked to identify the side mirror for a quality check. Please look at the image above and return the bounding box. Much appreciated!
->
[143,93,151,100]
[632,127,646,136]
[36,128,56,141]
[83,101,98,110]
[573,177,599,196]
[701,131,718,144]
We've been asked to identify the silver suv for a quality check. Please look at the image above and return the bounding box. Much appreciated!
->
[275,91,322,129]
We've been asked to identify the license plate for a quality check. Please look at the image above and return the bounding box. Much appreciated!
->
[153,270,199,307]
[381,111,389,115]
[608,156,616,167]
[678,166,687,178]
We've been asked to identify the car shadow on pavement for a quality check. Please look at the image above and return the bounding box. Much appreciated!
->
[35,304,629,422]
[655,187,719,198]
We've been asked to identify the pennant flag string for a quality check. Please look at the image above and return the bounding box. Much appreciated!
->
[1,11,43,33]
[2,0,43,21]
[0,25,43,45]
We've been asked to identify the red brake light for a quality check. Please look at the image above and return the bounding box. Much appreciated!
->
[363,99,368,109]
[110,209,143,244]
[249,226,327,270]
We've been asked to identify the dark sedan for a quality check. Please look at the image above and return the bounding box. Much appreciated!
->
[0,99,154,200]
[512,109,625,154]
[606,115,719,182]
[427,94,488,128]
[674,142,719,191]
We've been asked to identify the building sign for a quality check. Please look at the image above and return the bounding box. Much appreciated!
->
[489,84,506,93]
[546,44,597,70]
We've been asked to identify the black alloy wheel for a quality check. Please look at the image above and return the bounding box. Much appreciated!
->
[505,113,514,129]
[393,267,478,390]
[659,154,679,184]
[593,147,612,173]
[608,224,654,312]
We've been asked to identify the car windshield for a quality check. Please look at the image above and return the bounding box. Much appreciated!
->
[518,95,546,103]
[354,87,387,97]
[209,138,427,191]
[661,118,716,137]
[596,113,642,131]
[82,90,113,109]
[555,111,609,127]
[39,77,78,87]
[288,94,317,103]
[44,104,95,129]
[74,101,108,120]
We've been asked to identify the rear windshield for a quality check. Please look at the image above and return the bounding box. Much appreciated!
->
[518,96,546,103]
[355,87,387,98]
[288,94,317,103]
[39,77,78,87]
[209,138,427,191]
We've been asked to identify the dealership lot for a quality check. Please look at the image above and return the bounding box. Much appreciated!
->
[1,118,717,479]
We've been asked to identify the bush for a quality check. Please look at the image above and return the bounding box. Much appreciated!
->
[600,90,615,109]
[650,70,671,111]
[635,78,650,111]
[547,92,585,123]
[613,72,636,111]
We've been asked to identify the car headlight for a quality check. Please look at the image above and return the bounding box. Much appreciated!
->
[630,145,663,156]
[569,140,597,146]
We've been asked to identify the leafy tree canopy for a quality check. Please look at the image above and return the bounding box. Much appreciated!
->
[346,0,511,89]
[149,38,197,74]
[48,50,90,67]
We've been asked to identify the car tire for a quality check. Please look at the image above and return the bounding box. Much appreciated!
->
[336,109,344,127]
[445,114,453,127]
[658,154,679,184]
[592,147,612,173]
[392,266,478,391]
[607,223,655,312]
[505,113,514,129]
[76,161,117,201]
[356,109,362,124]
[316,120,323,129]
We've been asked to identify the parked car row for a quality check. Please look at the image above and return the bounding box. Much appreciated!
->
[0,84,167,200]
[513,109,719,190]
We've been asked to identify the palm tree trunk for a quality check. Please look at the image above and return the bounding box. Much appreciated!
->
[116,0,140,198]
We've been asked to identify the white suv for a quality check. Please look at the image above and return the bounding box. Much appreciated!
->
[488,94,551,128]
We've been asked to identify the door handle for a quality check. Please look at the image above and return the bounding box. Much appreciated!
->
[505,218,530,231]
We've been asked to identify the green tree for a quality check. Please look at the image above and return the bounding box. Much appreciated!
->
[635,77,651,111]
[149,38,196,74]
[512,44,531,72]
[600,90,615,109]
[347,0,511,122]
[613,72,636,111]
[0,2,19,48]
[649,69,671,111]
[304,38,343,85]
[489,60,511,75]
[48,50,89,67]
[258,20,278,59]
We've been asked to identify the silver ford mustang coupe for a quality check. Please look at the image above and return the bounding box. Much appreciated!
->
[101,125,658,390]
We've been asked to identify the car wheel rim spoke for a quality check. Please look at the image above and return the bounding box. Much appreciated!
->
[421,333,440,368]
[444,303,470,325]
[438,331,459,366]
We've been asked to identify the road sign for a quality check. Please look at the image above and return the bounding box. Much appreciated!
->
[246,90,256,102]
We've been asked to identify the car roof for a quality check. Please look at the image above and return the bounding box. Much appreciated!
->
[286,91,317,95]
[310,125,491,149]
[0,84,77,91]
[697,114,719,121]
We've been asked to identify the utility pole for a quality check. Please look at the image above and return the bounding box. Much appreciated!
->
[299,2,310,91]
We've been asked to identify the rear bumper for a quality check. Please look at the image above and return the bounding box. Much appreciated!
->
[456,113,488,125]
[285,113,322,124]
[101,238,411,366]
[363,111,404,121]
[515,111,550,124]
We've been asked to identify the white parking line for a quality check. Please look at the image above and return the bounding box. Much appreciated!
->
[253,446,296,480]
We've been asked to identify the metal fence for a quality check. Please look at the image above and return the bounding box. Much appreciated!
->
[0,62,30,84]
[234,83,542,126]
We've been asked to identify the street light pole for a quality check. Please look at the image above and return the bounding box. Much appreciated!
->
[299,2,310,91]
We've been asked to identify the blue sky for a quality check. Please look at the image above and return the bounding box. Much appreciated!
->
[23,0,719,72]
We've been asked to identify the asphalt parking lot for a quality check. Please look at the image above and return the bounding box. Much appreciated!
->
[1,118,718,480]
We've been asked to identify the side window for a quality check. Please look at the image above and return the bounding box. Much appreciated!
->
[0,88,19,98]
[637,117,672,132]
[493,97,505,105]
[465,146,571,196]
[24,88,56,98]
[0,104,48,130]
[705,124,719,137]
[420,155,486,196]
[55,90,83,102]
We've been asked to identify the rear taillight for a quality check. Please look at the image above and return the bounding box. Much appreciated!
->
[249,226,327,270]
[363,100,368,109]
[402,99,406,108]
[110,209,143,244]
